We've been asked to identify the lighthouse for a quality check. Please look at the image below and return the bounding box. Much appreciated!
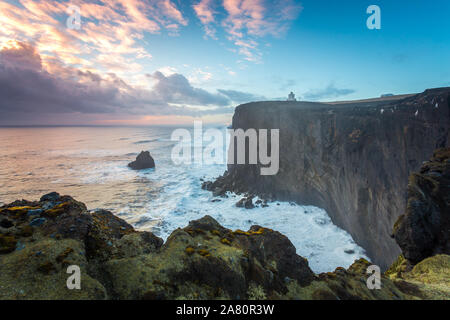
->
[287,92,297,101]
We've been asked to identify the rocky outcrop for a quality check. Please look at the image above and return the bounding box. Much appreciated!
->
[235,196,255,209]
[392,148,450,264]
[206,88,450,269]
[128,151,155,170]
[3,192,447,300]
[385,254,450,299]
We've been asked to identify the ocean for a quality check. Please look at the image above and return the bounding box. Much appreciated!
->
[0,126,368,273]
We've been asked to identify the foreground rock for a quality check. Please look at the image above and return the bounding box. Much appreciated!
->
[128,151,155,170]
[1,192,448,300]
[393,148,450,264]
[204,88,450,269]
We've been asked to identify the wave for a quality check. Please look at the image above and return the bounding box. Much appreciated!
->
[134,139,158,144]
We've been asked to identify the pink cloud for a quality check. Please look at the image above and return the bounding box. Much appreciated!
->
[193,0,215,24]
[193,0,218,39]
[0,0,188,75]
[193,0,302,62]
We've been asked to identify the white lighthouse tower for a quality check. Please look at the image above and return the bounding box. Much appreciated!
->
[287,91,297,101]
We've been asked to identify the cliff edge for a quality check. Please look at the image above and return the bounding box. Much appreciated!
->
[206,88,450,269]
[392,148,450,263]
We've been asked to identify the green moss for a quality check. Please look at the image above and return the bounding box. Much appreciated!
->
[408,254,450,285]
[185,246,195,255]
[5,206,40,219]
[210,230,221,236]
[43,208,65,218]
[220,238,231,245]
[247,283,266,300]
[347,258,371,275]
[54,202,70,209]
[233,229,251,236]
[6,206,39,211]
[385,255,407,279]
[197,249,210,257]
[233,227,270,236]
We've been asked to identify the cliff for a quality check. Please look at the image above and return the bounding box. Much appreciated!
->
[205,88,450,269]
[1,192,448,300]
[392,148,450,263]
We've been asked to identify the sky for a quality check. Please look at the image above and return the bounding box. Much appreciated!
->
[0,0,449,126]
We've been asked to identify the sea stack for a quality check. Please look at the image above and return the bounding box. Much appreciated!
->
[128,151,155,170]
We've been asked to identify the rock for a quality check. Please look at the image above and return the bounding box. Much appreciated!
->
[235,198,245,207]
[15,241,25,251]
[393,148,450,264]
[29,217,46,227]
[40,192,60,202]
[42,202,56,210]
[212,187,226,197]
[205,88,450,269]
[245,198,255,209]
[386,254,450,299]
[0,192,448,300]
[27,209,43,216]
[344,249,355,254]
[104,215,315,299]
[235,197,254,209]
[128,151,155,170]
[0,219,13,228]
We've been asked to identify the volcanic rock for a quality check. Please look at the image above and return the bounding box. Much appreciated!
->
[0,193,448,300]
[393,148,450,264]
[128,151,155,170]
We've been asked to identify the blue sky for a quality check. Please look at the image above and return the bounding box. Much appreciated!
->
[150,0,450,101]
[0,0,449,125]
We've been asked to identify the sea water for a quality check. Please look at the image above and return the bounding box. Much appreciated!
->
[0,126,368,273]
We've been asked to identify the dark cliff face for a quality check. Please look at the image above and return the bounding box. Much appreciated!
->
[393,148,450,264]
[215,88,450,270]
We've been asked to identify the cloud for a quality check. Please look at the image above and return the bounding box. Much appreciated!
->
[0,42,233,124]
[193,0,302,63]
[0,0,188,74]
[302,84,356,101]
[193,0,218,39]
[150,71,230,106]
[0,41,42,71]
[193,0,302,62]
[217,89,265,103]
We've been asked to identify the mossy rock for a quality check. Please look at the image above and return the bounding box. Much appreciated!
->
[0,238,106,299]
[407,255,450,286]
[0,234,17,254]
